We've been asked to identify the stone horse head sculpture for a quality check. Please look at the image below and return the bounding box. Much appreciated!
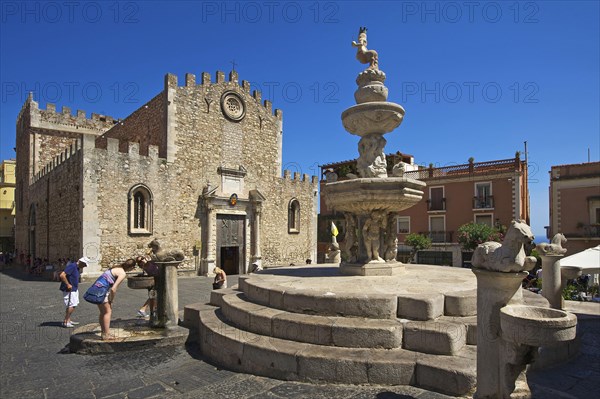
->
[536,233,567,256]
[472,220,537,272]
[147,239,185,262]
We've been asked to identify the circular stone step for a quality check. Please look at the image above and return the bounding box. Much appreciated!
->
[241,265,477,321]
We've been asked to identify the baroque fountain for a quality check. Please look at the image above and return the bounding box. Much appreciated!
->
[321,27,425,276]
[190,29,579,398]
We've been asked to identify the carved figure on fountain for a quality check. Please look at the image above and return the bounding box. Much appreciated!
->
[384,213,399,262]
[343,213,358,263]
[363,210,386,263]
[536,233,567,256]
[471,220,537,272]
[352,27,378,70]
[392,161,408,177]
[325,239,341,263]
[148,239,185,263]
[357,134,388,178]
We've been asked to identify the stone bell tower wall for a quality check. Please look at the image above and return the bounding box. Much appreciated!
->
[96,93,166,158]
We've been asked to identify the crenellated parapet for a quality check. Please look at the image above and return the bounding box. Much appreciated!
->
[31,138,82,184]
[281,169,319,186]
[99,137,162,160]
[31,135,165,184]
[18,94,117,136]
[166,70,283,120]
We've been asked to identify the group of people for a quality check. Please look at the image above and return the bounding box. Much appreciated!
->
[0,251,13,265]
[59,256,159,341]
[59,256,234,341]
[59,254,243,341]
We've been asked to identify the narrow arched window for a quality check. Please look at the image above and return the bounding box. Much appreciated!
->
[129,184,153,235]
[288,199,300,234]
[134,192,145,229]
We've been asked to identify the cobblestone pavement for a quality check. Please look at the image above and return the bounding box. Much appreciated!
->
[1,264,598,399]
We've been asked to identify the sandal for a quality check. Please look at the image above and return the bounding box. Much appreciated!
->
[101,334,119,341]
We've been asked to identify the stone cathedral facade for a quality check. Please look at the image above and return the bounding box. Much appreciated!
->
[14,70,318,276]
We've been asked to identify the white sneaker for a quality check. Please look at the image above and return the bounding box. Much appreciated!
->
[63,322,75,328]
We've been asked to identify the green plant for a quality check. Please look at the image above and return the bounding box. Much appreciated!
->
[590,283,599,298]
[337,165,351,178]
[562,282,581,301]
[457,222,504,251]
[405,233,432,262]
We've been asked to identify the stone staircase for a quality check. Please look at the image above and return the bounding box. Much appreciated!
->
[187,273,485,396]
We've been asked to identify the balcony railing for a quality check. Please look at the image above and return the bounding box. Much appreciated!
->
[427,198,446,211]
[568,225,600,238]
[473,196,494,209]
[421,231,454,243]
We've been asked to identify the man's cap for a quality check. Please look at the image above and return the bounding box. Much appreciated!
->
[78,257,90,264]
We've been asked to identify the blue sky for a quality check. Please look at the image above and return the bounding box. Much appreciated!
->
[1,1,599,239]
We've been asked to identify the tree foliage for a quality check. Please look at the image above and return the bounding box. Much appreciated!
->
[405,233,432,261]
[457,222,504,251]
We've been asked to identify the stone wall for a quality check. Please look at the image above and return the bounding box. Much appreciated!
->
[84,136,175,270]
[260,173,318,265]
[23,148,83,262]
[14,97,115,259]
[168,71,316,267]
[97,93,165,157]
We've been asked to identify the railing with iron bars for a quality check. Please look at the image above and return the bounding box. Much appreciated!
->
[473,196,494,209]
[420,231,454,243]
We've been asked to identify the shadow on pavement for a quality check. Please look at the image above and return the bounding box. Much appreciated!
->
[0,265,50,282]
[39,321,66,328]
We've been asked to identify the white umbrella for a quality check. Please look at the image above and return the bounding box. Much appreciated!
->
[558,245,600,274]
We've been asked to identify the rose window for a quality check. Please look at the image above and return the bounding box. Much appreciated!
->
[220,92,246,121]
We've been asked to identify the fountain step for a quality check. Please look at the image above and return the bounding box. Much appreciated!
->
[216,292,474,354]
[182,302,217,332]
[439,315,477,345]
[240,276,398,319]
[240,275,478,321]
[209,287,241,307]
[220,292,403,349]
[198,308,476,396]
[403,320,467,355]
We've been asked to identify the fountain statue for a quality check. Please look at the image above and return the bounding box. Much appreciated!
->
[321,27,425,276]
[471,222,576,398]
[537,233,568,309]
[128,239,186,328]
[472,220,538,273]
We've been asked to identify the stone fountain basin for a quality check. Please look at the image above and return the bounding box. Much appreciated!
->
[500,305,577,347]
[127,275,155,289]
[322,177,425,214]
[341,102,405,136]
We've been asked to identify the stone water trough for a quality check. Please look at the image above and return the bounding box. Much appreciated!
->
[500,305,577,347]
[127,275,155,289]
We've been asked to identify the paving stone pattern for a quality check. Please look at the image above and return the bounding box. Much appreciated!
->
[1,265,598,398]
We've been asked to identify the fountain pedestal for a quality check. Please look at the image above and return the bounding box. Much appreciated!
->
[153,260,182,328]
[540,254,564,309]
[473,269,529,398]
[473,266,577,398]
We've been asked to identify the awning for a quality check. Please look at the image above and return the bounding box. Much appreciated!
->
[558,245,600,274]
